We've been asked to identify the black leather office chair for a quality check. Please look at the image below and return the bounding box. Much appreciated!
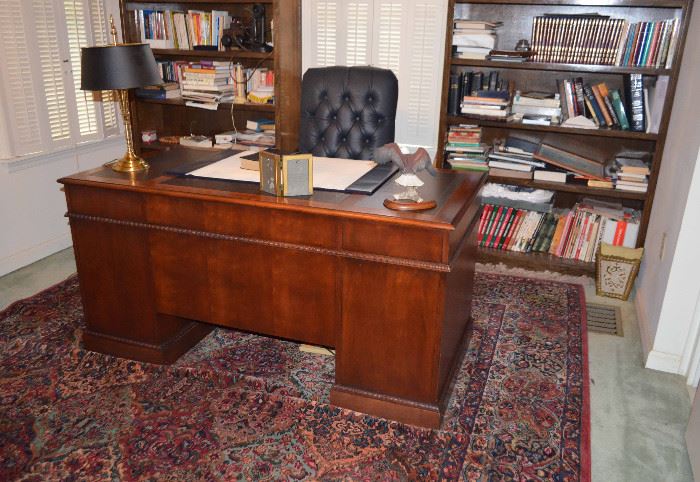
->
[299,66,398,160]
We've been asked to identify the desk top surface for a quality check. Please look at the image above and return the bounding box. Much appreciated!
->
[59,147,485,229]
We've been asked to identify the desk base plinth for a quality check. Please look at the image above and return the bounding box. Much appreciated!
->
[82,321,213,365]
[330,385,442,428]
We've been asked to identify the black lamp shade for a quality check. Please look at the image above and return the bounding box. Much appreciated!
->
[81,44,162,91]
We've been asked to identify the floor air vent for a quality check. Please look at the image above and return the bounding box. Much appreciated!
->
[586,303,623,336]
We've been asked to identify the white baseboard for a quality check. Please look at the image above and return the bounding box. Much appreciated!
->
[0,234,72,277]
[635,292,684,374]
[646,349,683,373]
[635,293,654,359]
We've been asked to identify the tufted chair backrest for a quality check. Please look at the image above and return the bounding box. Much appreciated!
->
[299,66,398,160]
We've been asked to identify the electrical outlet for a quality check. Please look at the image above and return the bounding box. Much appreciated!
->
[660,232,667,260]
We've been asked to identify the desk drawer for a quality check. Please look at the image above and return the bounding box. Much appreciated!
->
[146,195,338,249]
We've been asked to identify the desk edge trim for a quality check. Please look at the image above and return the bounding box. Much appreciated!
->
[67,212,452,272]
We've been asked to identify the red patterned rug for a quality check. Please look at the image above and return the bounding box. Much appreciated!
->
[0,273,590,481]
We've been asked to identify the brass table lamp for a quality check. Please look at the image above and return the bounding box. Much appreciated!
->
[80,18,162,172]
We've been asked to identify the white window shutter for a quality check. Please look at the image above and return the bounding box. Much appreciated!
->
[89,0,119,135]
[345,1,371,66]
[64,0,100,140]
[33,0,73,149]
[395,0,447,153]
[0,1,44,157]
[373,1,402,73]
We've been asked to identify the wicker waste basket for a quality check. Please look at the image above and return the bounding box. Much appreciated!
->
[596,243,644,301]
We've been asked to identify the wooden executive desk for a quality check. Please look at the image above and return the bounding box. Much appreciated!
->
[59,148,485,428]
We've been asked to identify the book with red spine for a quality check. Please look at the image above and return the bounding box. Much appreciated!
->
[487,206,508,248]
[482,206,504,247]
[505,210,525,251]
[498,209,519,250]
[477,204,493,245]
[613,219,628,245]
[491,207,514,249]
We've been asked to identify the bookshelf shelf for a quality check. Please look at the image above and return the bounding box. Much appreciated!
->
[455,0,685,7]
[450,59,672,76]
[137,98,276,112]
[486,176,648,200]
[476,247,596,276]
[445,115,659,140]
[125,0,272,5]
[121,0,301,152]
[438,0,692,273]
[150,49,272,60]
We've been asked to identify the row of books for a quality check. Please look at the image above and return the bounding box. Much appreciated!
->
[511,91,561,125]
[451,20,501,60]
[449,69,665,134]
[529,14,679,67]
[558,74,666,134]
[559,78,630,130]
[131,9,233,51]
[478,192,640,262]
[618,19,680,68]
[139,60,275,109]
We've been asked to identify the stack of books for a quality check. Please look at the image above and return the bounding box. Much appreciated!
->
[135,82,182,100]
[445,125,488,172]
[458,71,511,120]
[461,92,510,120]
[180,61,234,110]
[488,136,544,179]
[511,91,562,125]
[448,70,512,117]
[131,9,233,51]
[451,20,501,60]
[614,152,651,192]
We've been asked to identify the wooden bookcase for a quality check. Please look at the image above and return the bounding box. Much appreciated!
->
[119,0,301,153]
[437,0,693,275]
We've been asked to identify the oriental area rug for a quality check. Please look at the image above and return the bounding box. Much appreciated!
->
[0,273,590,481]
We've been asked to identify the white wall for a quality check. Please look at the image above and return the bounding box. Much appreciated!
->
[0,138,126,276]
[635,3,700,380]
[0,0,126,277]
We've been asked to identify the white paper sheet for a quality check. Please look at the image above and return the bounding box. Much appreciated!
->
[186,151,376,191]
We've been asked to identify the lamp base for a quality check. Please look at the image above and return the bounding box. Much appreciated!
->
[111,152,149,172]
